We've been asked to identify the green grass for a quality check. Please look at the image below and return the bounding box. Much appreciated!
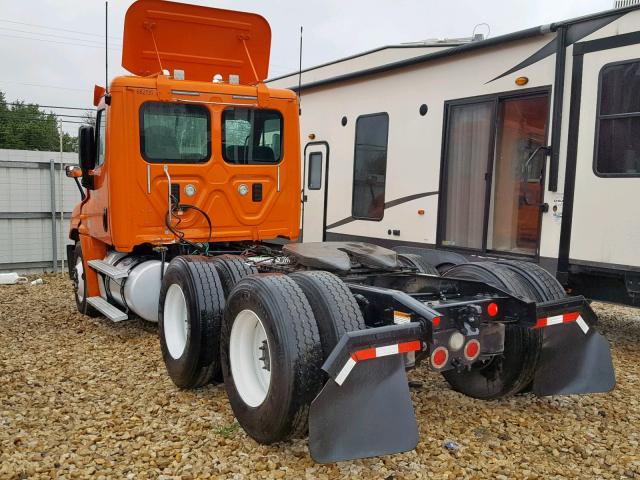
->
[214,422,239,438]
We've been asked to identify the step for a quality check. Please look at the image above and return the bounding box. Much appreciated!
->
[87,259,129,279]
[87,297,128,322]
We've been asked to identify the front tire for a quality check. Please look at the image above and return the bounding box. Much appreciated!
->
[72,243,99,317]
[158,256,225,389]
[221,274,324,444]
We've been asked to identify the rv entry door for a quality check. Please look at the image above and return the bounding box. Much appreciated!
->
[302,142,329,242]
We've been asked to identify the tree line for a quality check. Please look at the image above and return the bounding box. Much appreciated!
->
[0,90,93,153]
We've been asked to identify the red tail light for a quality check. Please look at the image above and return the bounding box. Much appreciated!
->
[464,339,481,361]
[430,346,449,369]
[487,302,499,317]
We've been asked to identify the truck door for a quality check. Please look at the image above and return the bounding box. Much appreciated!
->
[83,107,111,244]
[302,142,329,242]
[562,42,640,271]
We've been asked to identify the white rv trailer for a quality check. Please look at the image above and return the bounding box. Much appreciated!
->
[268,5,640,307]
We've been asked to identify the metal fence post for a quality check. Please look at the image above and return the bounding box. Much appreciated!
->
[50,159,58,273]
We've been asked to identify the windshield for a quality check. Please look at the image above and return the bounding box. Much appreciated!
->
[222,108,282,164]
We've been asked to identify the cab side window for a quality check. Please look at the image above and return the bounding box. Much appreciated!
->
[96,109,107,167]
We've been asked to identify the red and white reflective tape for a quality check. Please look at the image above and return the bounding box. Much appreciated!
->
[534,311,589,334]
[334,340,421,386]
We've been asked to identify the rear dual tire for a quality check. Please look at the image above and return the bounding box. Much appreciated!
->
[397,253,439,276]
[441,261,564,399]
[221,274,325,443]
[158,256,225,389]
[289,271,366,358]
[159,258,367,444]
[221,271,365,444]
[158,255,258,389]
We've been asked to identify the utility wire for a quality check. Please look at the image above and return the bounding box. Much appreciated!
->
[0,33,120,51]
[0,80,90,92]
[0,26,122,47]
[0,118,86,125]
[0,114,87,123]
[1,111,92,119]
[3,102,94,111]
[0,17,122,40]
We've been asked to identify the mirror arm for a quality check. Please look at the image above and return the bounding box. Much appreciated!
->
[74,177,86,200]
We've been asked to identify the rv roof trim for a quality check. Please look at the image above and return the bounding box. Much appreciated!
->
[269,3,640,91]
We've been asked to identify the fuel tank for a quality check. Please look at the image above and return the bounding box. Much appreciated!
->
[98,252,162,322]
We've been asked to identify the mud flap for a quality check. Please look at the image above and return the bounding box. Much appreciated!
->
[533,322,616,396]
[308,355,418,464]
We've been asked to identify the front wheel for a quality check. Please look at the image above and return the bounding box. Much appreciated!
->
[72,243,99,317]
[221,274,324,444]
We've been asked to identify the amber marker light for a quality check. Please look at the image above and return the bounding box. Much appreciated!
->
[515,76,529,86]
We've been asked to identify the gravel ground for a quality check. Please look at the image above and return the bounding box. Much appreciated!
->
[1,274,640,480]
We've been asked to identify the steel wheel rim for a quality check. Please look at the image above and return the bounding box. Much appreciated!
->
[164,284,189,360]
[229,309,271,408]
[75,255,85,302]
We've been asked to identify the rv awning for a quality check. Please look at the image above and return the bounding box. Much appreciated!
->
[122,0,271,84]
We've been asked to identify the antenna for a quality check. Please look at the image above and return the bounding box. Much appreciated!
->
[105,1,108,94]
[298,26,303,115]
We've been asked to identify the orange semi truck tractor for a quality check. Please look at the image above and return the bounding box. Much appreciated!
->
[66,0,616,463]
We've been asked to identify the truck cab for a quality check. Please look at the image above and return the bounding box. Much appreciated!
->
[69,0,300,299]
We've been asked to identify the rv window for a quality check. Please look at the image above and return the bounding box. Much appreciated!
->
[96,109,107,167]
[222,108,282,164]
[140,103,210,163]
[352,113,389,220]
[595,60,640,177]
[308,152,322,190]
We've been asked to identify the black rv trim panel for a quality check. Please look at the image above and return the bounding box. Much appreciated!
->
[548,25,567,192]
[556,55,584,284]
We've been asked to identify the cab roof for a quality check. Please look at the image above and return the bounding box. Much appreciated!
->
[122,0,271,84]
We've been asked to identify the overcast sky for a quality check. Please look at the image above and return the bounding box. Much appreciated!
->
[0,0,613,133]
